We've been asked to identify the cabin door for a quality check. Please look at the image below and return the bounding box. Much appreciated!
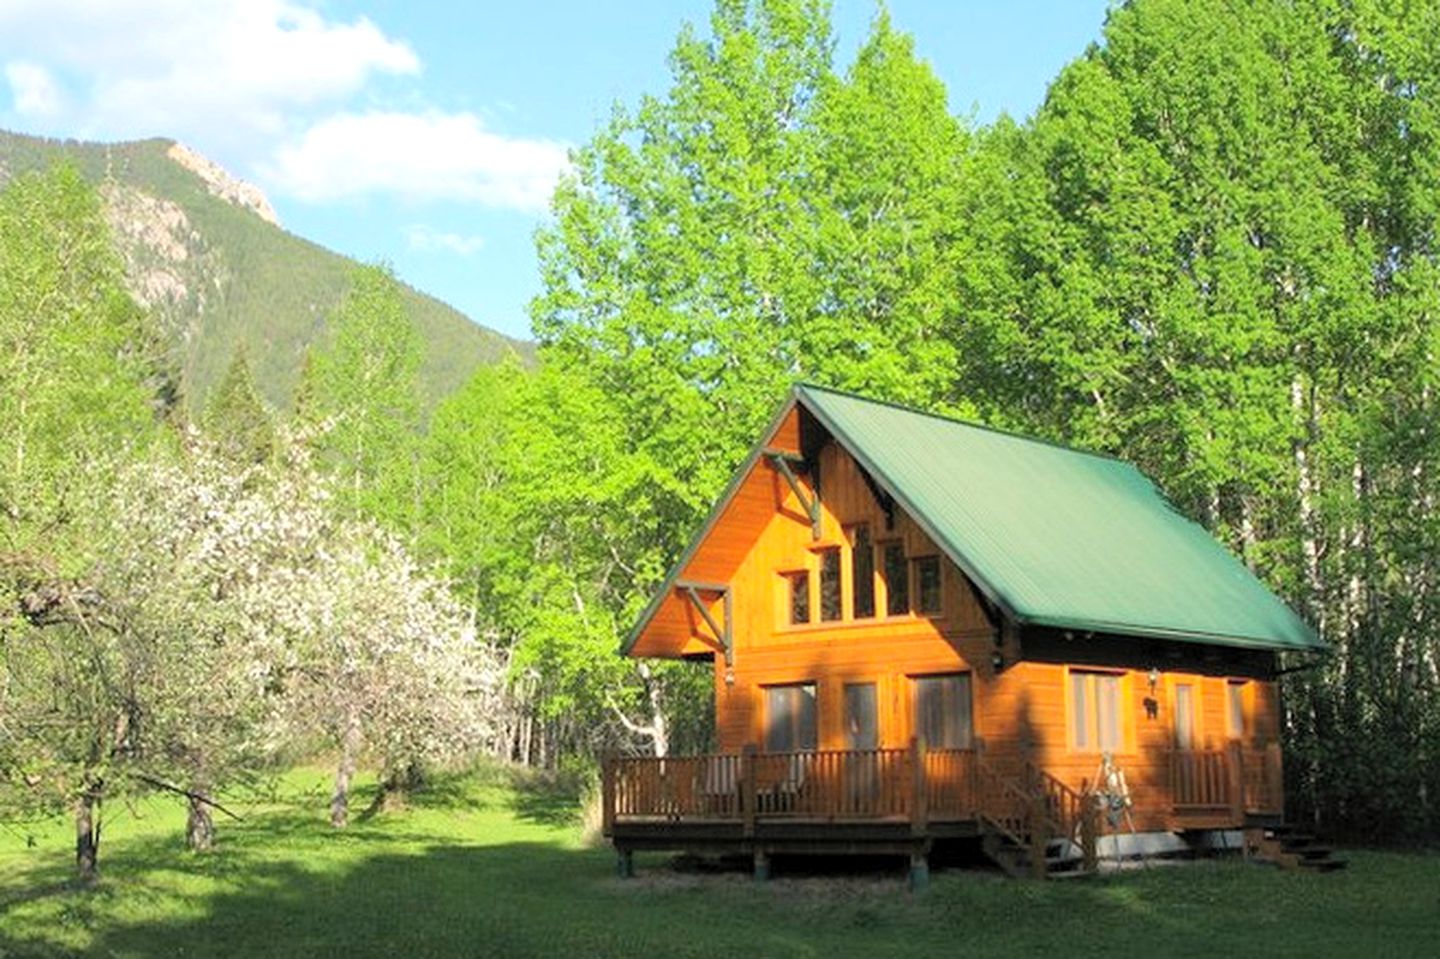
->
[844,683,880,810]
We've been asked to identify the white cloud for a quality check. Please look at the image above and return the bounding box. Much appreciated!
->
[0,0,418,147]
[5,61,63,118]
[268,111,569,212]
[406,225,485,257]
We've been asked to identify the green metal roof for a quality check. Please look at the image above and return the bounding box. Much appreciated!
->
[797,384,1322,652]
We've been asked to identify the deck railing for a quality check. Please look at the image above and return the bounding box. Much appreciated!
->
[1171,743,1284,816]
[603,742,1284,837]
[604,741,976,831]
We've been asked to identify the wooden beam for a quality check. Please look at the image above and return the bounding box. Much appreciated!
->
[678,582,732,667]
[765,450,821,539]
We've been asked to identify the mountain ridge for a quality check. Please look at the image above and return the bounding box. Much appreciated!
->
[0,129,532,412]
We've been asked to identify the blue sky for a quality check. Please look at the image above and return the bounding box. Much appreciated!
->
[0,1,1111,340]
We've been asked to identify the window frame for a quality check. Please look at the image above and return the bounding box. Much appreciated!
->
[910,672,974,750]
[912,555,943,616]
[880,540,909,617]
[1172,680,1199,750]
[1068,668,1126,753]
[847,524,876,620]
[1226,679,1250,741]
[763,682,818,753]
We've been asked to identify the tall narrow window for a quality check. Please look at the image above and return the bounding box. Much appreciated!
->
[787,571,810,625]
[850,525,875,619]
[819,548,842,621]
[913,674,973,749]
[882,542,908,615]
[844,683,878,750]
[765,683,817,753]
[1227,681,1247,739]
[1175,683,1195,750]
[914,556,942,614]
[1071,671,1122,751]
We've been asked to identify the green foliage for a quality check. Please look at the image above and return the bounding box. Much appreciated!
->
[203,346,275,465]
[0,131,531,414]
[306,265,423,532]
[421,362,711,756]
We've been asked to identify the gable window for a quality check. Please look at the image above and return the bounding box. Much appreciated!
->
[787,571,810,625]
[1174,682,1196,750]
[765,683,817,753]
[819,547,842,622]
[850,525,875,619]
[1227,680,1248,739]
[1071,670,1122,751]
[913,556,942,614]
[881,542,908,616]
[913,673,973,749]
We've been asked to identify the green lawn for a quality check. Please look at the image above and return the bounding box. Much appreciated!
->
[1,767,1434,958]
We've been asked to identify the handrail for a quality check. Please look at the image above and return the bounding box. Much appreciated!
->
[1026,761,1088,843]
[606,746,978,825]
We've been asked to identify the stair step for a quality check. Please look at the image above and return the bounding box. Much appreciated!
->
[1293,846,1334,859]
[1299,858,1348,872]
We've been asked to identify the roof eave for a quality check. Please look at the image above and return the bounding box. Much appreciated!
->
[619,389,804,657]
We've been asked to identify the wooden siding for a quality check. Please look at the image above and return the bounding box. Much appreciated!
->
[630,425,1284,831]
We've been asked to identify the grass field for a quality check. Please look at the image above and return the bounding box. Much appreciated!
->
[2,767,1435,958]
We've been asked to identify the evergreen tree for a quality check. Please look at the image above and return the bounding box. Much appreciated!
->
[203,345,275,465]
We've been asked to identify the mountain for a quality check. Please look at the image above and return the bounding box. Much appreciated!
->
[0,130,531,412]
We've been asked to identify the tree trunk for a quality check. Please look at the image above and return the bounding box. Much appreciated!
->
[331,704,362,829]
[186,789,215,852]
[75,786,100,884]
[1291,375,1325,634]
[639,662,669,758]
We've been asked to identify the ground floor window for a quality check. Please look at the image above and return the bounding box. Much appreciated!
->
[1071,670,1122,751]
[913,673,973,749]
[1227,680,1248,739]
[1174,682,1196,750]
[765,683,817,753]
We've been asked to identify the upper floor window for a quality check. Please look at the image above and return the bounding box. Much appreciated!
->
[787,570,810,626]
[1071,670,1122,752]
[849,524,875,619]
[818,547,842,622]
[881,542,908,616]
[913,555,942,614]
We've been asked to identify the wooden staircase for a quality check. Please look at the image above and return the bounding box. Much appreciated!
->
[975,758,1098,880]
[1246,824,1347,872]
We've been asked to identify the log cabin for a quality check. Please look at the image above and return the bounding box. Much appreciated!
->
[602,384,1327,882]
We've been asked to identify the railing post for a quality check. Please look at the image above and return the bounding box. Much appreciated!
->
[741,743,758,838]
[601,752,617,837]
[1028,787,1049,879]
[1264,740,1284,814]
[1226,741,1245,823]
[1079,777,1098,873]
[910,736,928,835]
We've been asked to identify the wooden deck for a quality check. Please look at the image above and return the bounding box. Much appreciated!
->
[603,741,1284,879]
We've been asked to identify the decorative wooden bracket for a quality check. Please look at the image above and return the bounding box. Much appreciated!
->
[677,580,732,667]
[763,448,821,540]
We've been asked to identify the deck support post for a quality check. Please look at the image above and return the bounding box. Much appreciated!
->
[753,849,770,882]
[909,736,928,835]
[616,848,634,879]
[908,851,930,892]
[741,744,758,838]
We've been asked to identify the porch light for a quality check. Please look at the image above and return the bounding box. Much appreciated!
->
[725,666,735,686]
[991,649,1005,672]
[1148,667,1160,694]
